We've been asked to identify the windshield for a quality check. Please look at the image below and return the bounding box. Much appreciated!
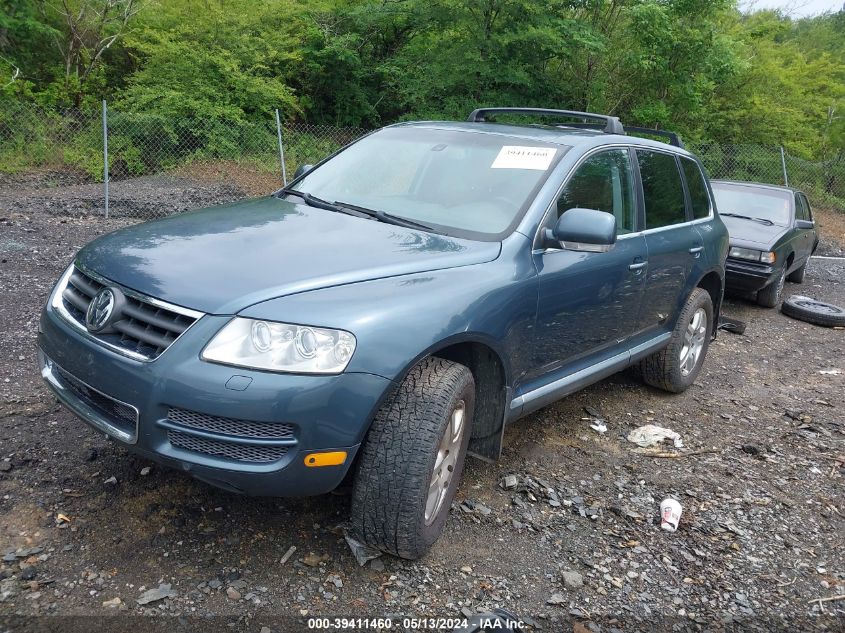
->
[711,183,792,226]
[290,126,567,240]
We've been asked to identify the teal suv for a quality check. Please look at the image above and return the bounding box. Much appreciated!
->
[39,108,728,558]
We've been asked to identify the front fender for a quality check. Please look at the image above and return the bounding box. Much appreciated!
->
[238,236,537,386]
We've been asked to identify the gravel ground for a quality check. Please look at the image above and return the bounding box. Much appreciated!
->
[0,175,844,632]
[0,169,247,218]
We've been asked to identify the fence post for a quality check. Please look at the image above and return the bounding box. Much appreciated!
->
[780,146,789,187]
[102,100,109,218]
[275,109,287,186]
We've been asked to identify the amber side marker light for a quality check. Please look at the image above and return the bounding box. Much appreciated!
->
[304,451,347,467]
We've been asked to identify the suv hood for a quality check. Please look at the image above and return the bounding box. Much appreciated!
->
[721,215,788,248]
[77,197,501,314]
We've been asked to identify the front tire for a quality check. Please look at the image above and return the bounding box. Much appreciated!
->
[351,357,474,559]
[641,288,713,393]
[787,260,807,283]
[757,268,785,307]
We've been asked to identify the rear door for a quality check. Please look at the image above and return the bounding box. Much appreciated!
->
[634,150,702,335]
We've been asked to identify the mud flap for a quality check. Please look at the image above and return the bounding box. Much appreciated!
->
[467,386,510,462]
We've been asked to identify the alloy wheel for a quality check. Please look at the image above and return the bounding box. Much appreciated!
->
[679,308,707,377]
[424,400,466,525]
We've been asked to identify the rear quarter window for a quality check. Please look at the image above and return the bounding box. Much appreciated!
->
[681,158,711,219]
[636,150,687,229]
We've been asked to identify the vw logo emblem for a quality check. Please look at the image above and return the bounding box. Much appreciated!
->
[86,288,116,332]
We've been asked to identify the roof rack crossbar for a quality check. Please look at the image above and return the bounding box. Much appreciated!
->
[467,107,624,135]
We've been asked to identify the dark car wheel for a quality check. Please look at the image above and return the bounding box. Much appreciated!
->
[351,357,474,559]
[787,260,807,283]
[756,267,785,308]
[641,288,713,394]
[781,295,845,327]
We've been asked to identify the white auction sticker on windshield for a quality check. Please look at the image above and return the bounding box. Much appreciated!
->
[491,146,557,170]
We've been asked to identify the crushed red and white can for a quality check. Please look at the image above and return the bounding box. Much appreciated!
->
[660,498,682,532]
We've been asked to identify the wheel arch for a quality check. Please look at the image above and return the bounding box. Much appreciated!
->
[695,269,724,335]
[371,335,511,463]
[432,340,509,462]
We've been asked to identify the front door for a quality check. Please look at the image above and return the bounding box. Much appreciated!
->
[531,148,647,378]
[794,192,816,264]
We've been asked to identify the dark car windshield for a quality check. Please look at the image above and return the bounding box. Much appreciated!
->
[289,126,568,240]
[711,182,792,226]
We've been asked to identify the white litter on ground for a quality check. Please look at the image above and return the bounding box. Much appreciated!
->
[626,424,683,449]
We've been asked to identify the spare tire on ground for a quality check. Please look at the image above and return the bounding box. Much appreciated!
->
[781,295,845,327]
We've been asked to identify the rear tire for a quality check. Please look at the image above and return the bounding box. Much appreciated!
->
[641,288,713,394]
[351,357,474,559]
[787,261,807,283]
[756,268,785,308]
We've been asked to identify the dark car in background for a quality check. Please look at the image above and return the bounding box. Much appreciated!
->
[711,180,818,307]
[39,108,728,559]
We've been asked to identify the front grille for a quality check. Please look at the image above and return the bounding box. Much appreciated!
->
[53,364,137,437]
[166,408,295,440]
[61,267,198,360]
[167,430,289,463]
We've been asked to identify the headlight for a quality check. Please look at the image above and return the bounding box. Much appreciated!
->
[729,247,776,263]
[201,318,356,374]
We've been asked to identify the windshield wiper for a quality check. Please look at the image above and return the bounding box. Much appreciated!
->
[333,200,435,231]
[720,212,774,226]
[280,189,370,218]
[278,189,434,230]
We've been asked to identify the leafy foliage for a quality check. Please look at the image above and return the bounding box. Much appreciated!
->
[1,0,843,162]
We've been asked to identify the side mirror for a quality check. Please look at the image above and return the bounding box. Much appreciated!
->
[546,208,617,252]
[795,219,815,230]
[294,164,314,179]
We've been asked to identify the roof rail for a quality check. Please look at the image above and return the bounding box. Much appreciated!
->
[467,107,624,135]
[623,126,684,148]
[561,122,684,148]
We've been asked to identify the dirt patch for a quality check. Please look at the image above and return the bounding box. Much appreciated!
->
[172,160,283,198]
[815,206,845,257]
[0,203,843,630]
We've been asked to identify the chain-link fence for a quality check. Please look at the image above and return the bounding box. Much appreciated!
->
[1,100,843,219]
[0,100,368,218]
[689,141,845,211]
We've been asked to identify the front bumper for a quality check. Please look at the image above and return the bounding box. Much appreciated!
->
[37,304,392,497]
[724,258,777,293]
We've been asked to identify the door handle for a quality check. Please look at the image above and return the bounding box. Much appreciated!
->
[629,261,647,271]
[689,246,704,256]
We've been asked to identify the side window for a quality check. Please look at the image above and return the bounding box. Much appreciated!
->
[794,194,806,220]
[796,193,812,221]
[636,150,687,229]
[801,194,813,221]
[681,158,711,219]
[556,149,636,234]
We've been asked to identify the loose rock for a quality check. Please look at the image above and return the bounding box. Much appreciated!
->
[137,583,178,605]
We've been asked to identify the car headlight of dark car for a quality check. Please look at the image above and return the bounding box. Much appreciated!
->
[729,246,776,264]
